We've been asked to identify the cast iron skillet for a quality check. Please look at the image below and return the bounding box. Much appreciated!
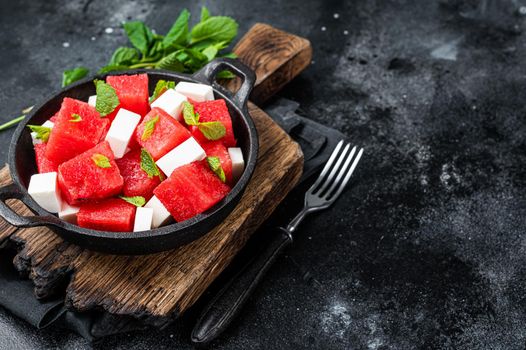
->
[0,58,257,255]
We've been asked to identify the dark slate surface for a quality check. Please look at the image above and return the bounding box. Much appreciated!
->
[2,0,526,349]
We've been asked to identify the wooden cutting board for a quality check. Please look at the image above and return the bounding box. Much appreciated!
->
[0,23,312,327]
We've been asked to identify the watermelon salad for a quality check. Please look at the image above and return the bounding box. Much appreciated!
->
[26,74,245,232]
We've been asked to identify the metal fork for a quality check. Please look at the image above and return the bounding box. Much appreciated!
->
[192,140,364,344]
[286,140,364,235]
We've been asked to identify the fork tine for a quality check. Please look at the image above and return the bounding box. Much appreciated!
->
[326,148,363,201]
[308,140,344,192]
[320,146,357,198]
[315,143,351,195]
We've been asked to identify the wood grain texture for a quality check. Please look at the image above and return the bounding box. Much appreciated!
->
[227,23,312,105]
[0,24,307,324]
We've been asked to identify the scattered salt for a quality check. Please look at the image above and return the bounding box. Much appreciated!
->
[105,27,114,34]
[321,26,327,31]
[91,36,96,41]
[333,13,340,19]
[62,42,70,48]
[343,30,349,35]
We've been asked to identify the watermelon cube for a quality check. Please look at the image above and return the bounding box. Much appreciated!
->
[77,198,136,232]
[135,107,191,160]
[45,98,110,164]
[107,74,149,118]
[190,99,236,147]
[34,143,59,173]
[154,162,230,222]
[201,141,233,184]
[115,149,161,200]
[57,141,123,205]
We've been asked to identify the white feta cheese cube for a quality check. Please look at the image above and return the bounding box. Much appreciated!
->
[88,95,97,107]
[156,137,206,176]
[150,88,187,122]
[58,202,80,224]
[175,82,214,102]
[27,172,62,213]
[228,147,245,182]
[31,120,54,145]
[133,207,154,232]
[104,108,141,159]
[144,195,172,228]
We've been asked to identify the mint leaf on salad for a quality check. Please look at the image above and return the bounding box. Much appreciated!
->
[206,156,226,183]
[94,80,119,117]
[119,195,146,207]
[27,125,52,142]
[140,148,164,180]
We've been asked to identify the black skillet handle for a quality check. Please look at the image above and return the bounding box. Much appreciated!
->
[191,226,293,344]
[0,183,61,228]
[192,58,256,112]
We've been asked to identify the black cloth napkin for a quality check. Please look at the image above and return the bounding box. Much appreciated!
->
[0,98,346,341]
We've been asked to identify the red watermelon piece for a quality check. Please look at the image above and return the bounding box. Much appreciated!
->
[45,98,109,164]
[135,107,191,160]
[106,74,149,119]
[154,162,230,222]
[58,141,123,205]
[115,149,161,200]
[34,143,59,173]
[77,198,136,232]
[190,99,236,147]
[201,141,233,184]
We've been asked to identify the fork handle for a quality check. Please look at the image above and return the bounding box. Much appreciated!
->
[191,227,293,344]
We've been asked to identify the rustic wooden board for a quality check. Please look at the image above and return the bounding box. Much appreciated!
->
[0,24,311,325]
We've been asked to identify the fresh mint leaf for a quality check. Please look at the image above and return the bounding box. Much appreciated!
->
[140,148,164,179]
[216,70,236,79]
[155,51,185,71]
[27,125,51,142]
[141,115,159,141]
[163,9,190,48]
[123,21,154,57]
[91,153,111,168]
[69,113,82,122]
[148,39,165,61]
[206,156,226,183]
[109,47,140,66]
[182,101,199,125]
[202,46,218,61]
[198,121,226,140]
[200,6,211,22]
[221,52,238,59]
[98,65,130,74]
[190,16,238,45]
[119,195,146,207]
[94,79,119,117]
[62,67,89,87]
[150,80,176,103]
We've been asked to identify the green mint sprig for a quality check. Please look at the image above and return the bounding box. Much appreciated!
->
[68,6,238,83]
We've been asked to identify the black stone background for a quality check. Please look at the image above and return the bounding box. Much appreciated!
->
[2,0,526,349]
